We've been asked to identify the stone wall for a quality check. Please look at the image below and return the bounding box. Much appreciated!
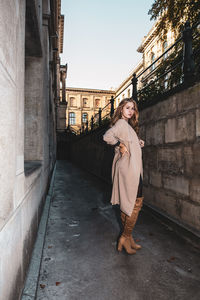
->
[139,82,200,235]
[70,127,114,182]
[0,1,59,299]
[70,82,200,237]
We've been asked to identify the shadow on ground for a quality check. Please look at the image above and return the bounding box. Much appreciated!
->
[35,161,200,300]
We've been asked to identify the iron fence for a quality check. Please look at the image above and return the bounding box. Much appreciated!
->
[79,19,200,133]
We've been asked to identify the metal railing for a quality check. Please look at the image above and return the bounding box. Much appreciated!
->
[79,19,200,134]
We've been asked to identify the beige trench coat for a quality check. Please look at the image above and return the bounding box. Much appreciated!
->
[103,119,143,216]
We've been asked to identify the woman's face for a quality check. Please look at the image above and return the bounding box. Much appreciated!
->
[121,102,135,120]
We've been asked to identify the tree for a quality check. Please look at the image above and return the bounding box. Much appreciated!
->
[148,0,200,85]
[148,0,200,36]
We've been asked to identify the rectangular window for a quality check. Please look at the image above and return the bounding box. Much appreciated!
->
[69,112,76,125]
[82,113,88,123]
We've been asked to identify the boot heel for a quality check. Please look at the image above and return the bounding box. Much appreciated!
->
[118,236,136,254]
[117,238,123,252]
[117,245,123,252]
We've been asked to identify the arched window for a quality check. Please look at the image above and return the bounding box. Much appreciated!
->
[163,41,168,60]
[82,112,88,123]
[70,97,76,107]
[95,99,100,108]
[151,52,155,71]
[83,98,89,108]
[69,112,76,125]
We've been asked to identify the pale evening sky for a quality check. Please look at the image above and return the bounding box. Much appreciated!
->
[60,0,154,90]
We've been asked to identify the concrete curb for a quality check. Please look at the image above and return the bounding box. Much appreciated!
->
[143,202,200,250]
[21,163,57,300]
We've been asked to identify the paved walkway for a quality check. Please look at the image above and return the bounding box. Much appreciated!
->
[23,161,200,300]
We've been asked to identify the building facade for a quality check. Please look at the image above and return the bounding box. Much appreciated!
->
[115,23,175,106]
[115,61,143,106]
[0,1,65,299]
[137,23,175,85]
[56,20,175,132]
[65,87,115,132]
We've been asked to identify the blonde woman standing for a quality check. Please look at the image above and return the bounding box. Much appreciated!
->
[103,98,144,255]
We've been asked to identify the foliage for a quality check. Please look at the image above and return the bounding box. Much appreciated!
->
[91,117,110,131]
[138,41,183,106]
[148,0,200,36]
[193,29,200,77]
[138,1,200,106]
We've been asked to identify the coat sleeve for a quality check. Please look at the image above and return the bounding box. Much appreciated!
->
[103,120,123,145]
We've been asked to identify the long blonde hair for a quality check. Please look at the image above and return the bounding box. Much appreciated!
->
[110,98,139,134]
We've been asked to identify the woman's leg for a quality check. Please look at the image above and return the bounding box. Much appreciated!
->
[118,214,137,254]
[119,175,144,252]
[137,175,143,198]
[129,175,143,249]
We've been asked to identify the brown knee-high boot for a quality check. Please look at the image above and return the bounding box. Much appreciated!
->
[117,213,137,254]
[129,197,143,249]
[119,197,144,252]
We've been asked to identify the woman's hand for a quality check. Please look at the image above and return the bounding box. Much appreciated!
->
[139,139,145,148]
[119,143,129,156]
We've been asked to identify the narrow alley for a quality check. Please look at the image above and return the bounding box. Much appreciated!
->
[22,161,200,300]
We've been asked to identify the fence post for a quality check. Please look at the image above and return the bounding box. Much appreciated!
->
[182,21,195,83]
[81,124,84,134]
[98,108,102,127]
[110,96,114,117]
[131,73,138,103]
[91,116,94,130]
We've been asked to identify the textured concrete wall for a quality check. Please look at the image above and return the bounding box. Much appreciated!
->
[70,82,200,237]
[25,56,44,161]
[0,0,57,299]
[57,103,68,131]
[139,82,200,235]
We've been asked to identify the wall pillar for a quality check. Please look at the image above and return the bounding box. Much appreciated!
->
[57,64,68,131]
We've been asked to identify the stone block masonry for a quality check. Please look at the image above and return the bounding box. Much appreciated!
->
[140,81,200,234]
[0,1,62,299]
[70,81,200,237]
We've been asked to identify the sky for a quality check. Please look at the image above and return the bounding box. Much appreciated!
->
[60,0,155,90]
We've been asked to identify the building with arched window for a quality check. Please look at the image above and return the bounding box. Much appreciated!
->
[58,20,176,131]
[115,23,175,105]
[65,87,115,132]
[69,112,76,125]
[137,24,175,85]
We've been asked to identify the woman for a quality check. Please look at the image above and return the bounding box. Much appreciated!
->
[103,98,144,255]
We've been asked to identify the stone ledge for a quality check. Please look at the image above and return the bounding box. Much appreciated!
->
[24,161,42,177]
[143,202,200,250]
[21,163,56,300]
